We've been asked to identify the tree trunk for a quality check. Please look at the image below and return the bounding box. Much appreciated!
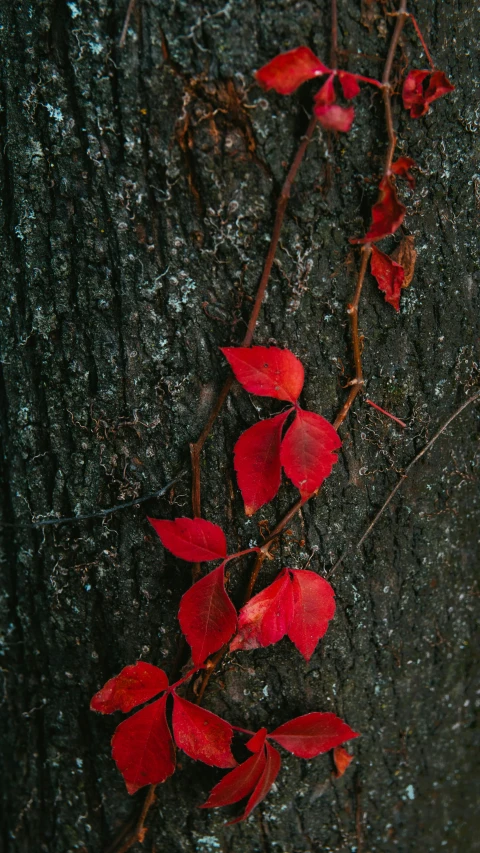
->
[1,1,478,851]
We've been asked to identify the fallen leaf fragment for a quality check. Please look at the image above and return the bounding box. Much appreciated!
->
[391,156,417,189]
[255,46,328,95]
[148,517,227,563]
[333,745,354,778]
[90,662,169,714]
[391,235,417,289]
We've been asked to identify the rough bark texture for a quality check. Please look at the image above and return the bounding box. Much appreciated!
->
[0,1,479,851]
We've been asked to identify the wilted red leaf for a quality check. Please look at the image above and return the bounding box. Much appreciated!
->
[350,176,406,244]
[391,156,416,189]
[403,68,454,118]
[287,570,336,661]
[255,46,329,95]
[333,745,354,778]
[314,103,355,132]
[246,728,268,753]
[338,71,361,99]
[230,569,294,653]
[280,408,341,497]
[228,743,282,824]
[148,517,227,563]
[172,694,236,768]
[269,712,359,758]
[221,346,304,403]
[111,694,175,794]
[234,410,291,516]
[370,245,405,312]
[200,748,267,809]
[179,564,237,665]
[391,235,417,288]
[90,662,169,714]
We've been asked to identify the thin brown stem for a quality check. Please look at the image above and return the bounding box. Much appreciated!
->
[105,784,156,853]
[408,14,435,70]
[333,246,371,429]
[119,0,136,48]
[382,0,408,173]
[329,389,480,577]
[330,0,338,69]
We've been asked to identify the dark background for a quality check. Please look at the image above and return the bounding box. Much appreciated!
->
[0,1,479,851]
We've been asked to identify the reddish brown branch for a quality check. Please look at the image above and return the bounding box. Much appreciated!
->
[119,0,137,48]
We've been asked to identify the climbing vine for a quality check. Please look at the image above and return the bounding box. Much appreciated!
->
[91,3,454,848]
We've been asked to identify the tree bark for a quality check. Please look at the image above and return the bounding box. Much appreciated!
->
[1,1,479,851]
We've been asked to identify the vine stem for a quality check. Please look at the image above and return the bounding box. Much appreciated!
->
[189,115,318,519]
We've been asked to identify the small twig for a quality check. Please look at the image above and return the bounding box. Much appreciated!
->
[365,399,407,428]
[408,14,436,70]
[330,0,338,69]
[119,0,136,48]
[382,0,408,173]
[329,389,480,577]
[105,784,156,853]
[0,472,186,530]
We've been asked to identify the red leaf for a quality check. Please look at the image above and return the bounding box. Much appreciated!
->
[221,346,304,403]
[287,569,336,661]
[228,743,282,824]
[269,712,359,759]
[313,103,355,132]
[90,662,169,714]
[172,694,236,768]
[255,46,329,96]
[111,694,175,794]
[200,748,267,808]
[314,73,336,105]
[246,728,268,753]
[333,745,354,778]
[230,569,294,653]
[280,408,341,497]
[148,517,227,563]
[402,69,454,118]
[234,411,291,516]
[179,564,237,665]
[391,156,416,189]
[338,71,361,99]
[370,245,405,312]
[350,176,406,244]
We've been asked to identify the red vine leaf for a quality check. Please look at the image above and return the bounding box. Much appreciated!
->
[350,176,406,244]
[234,410,292,516]
[148,517,227,563]
[227,743,282,825]
[313,103,355,132]
[391,156,416,189]
[230,569,294,653]
[280,408,341,497]
[269,712,359,759]
[90,662,169,714]
[314,74,336,105]
[221,346,304,403]
[287,569,336,661]
[200,747,267,809]
[338,71,361,99]
[179,563,237,665]
[255,46,329,95]
[246,728,268,753]
[333,745,354,778]
[402,69,454,118]
[111,694,175,794]
[172,694,236,768]
[370,245,405,312]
